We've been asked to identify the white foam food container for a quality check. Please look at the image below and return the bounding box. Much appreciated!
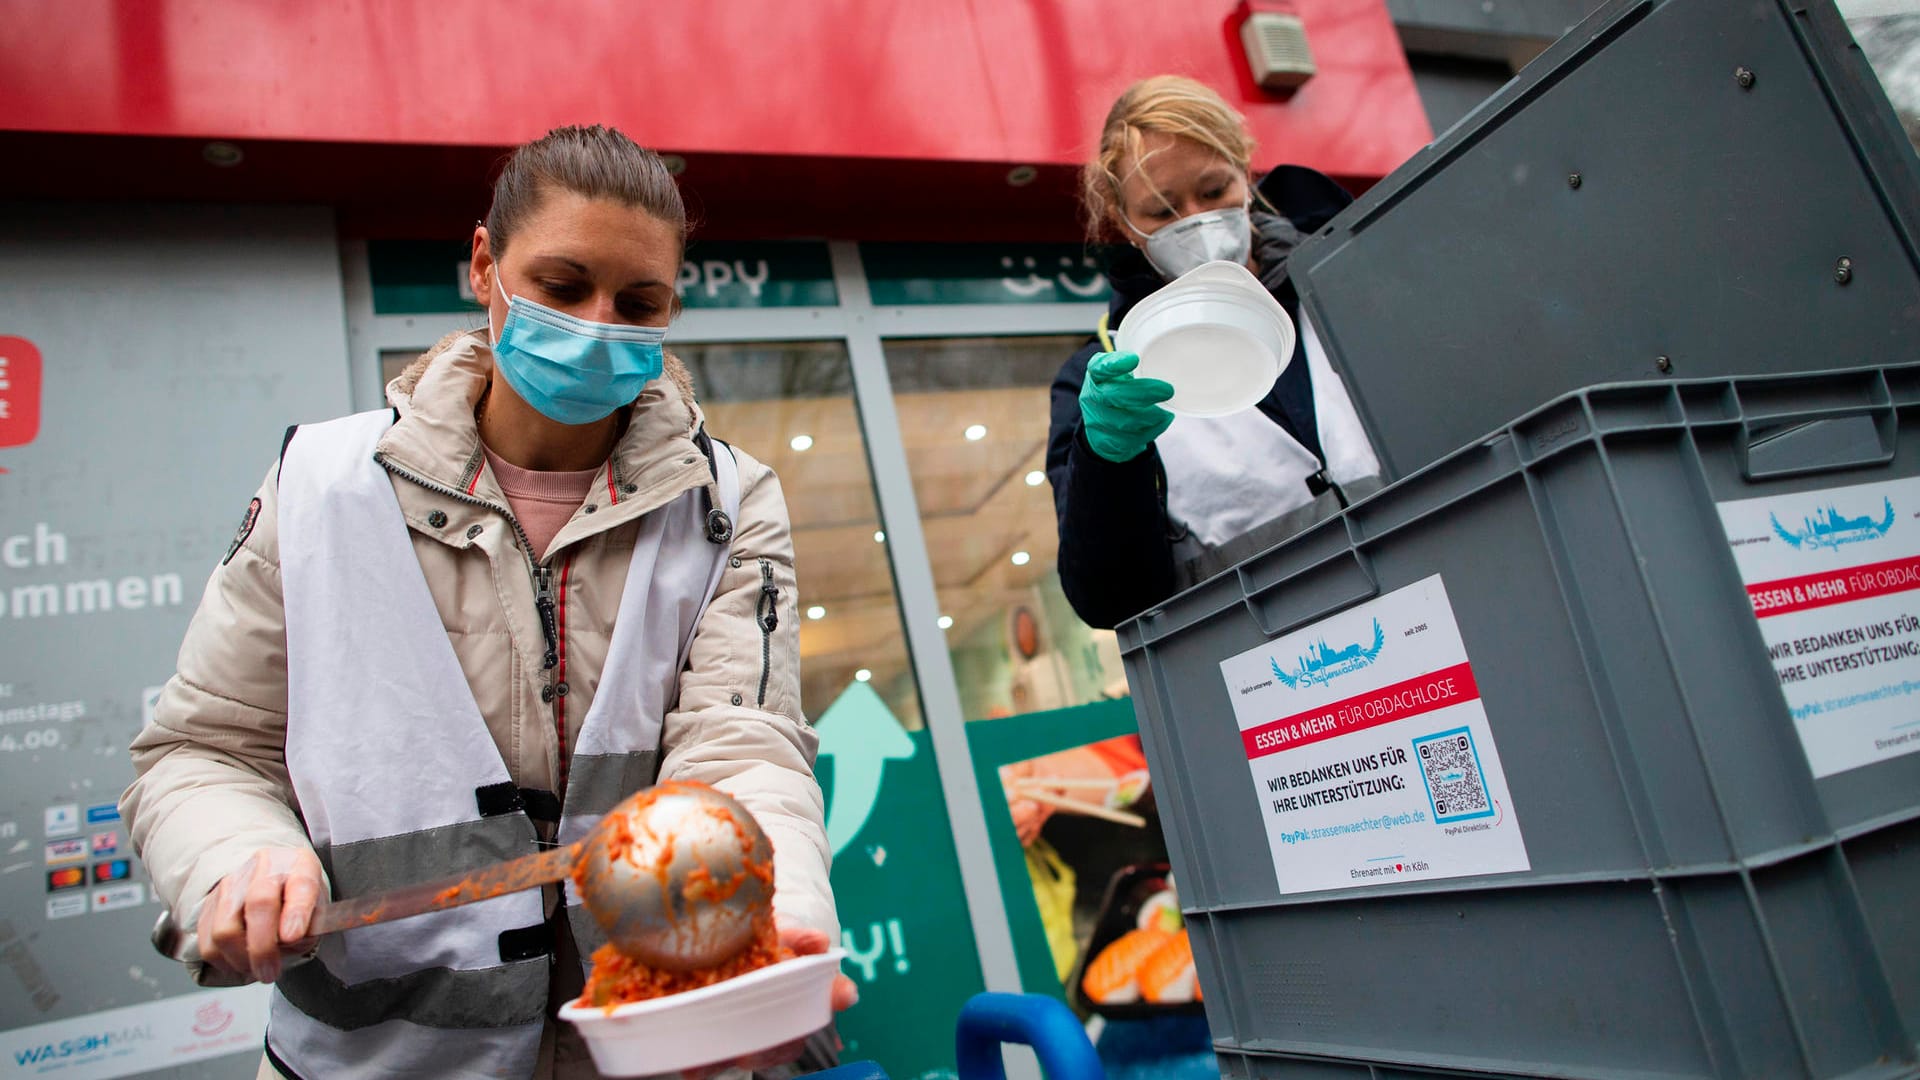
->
[558,949,845,1077]
[1115,260,1296,418]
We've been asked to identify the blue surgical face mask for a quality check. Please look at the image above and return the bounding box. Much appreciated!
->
[487,273,667,426]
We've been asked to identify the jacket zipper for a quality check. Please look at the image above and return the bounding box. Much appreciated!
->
[533,566,559,669]
[374,452,560,669]
[553,556,573,793]
[755,558,778,706]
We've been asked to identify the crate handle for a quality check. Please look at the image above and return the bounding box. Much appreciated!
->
[1739,408,1897,481]
[1239,549,1380,638]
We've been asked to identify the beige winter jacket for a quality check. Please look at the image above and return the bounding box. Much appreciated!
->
[121,332,834,1074]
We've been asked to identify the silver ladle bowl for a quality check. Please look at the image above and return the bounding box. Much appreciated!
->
[577,782,774,971]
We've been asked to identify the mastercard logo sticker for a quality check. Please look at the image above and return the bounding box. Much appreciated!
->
[46,867,85,893]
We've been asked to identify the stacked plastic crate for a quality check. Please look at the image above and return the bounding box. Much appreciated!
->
[1118,2,1920,1077]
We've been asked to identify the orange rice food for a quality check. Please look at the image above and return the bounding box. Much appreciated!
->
[575,782,791,1010]
[578,917,793,1008]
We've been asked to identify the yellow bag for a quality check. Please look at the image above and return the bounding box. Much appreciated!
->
[1025,837,1079,983]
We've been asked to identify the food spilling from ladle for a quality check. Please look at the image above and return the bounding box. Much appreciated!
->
[572,781,791,1009]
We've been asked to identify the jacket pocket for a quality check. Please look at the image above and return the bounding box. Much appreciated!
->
[754,558,779,706]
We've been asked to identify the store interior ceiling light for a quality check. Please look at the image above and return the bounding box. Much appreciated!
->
[854,669,872,683]
[806,605,827,620]
[790,434,814,452]
[874,530,886,544]
[964,424,988,441]
[1011,551,1030,566]
[1025,470,1045,487]
[937,615,954,630]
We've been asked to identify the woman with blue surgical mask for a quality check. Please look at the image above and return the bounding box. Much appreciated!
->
[1044,76,1383,629]
[122,125,850,1080]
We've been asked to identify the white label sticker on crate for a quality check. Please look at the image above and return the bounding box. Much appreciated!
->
[1716,474,1920,778]
[1217,574,1529,895]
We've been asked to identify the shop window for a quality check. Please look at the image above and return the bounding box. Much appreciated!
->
[883,334,1128,723]
[886,335,1199,1050]
[676,340,924,728]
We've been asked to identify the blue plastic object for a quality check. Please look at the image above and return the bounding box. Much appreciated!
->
[1095,1015,1218,1080]
[955,992,1104,1080]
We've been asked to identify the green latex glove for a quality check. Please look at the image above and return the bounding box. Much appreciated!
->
[1079,351,1175,463]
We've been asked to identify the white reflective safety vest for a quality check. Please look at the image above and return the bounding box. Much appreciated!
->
[267,409,738,1079]
[1158,310,1380,550]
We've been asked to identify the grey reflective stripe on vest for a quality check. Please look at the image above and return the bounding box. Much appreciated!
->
[276,953,550,1031]
[267,996,543,1080]
[314,814,539,899]
[565,750,661,818]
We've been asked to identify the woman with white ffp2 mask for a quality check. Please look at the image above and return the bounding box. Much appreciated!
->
[1043,75,1383,630]
[1124,197,1254,278]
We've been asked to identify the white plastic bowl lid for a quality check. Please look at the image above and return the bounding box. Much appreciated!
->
[558,949,845,1077]
[1165,259,1273,297]
[1115,261,1295,418]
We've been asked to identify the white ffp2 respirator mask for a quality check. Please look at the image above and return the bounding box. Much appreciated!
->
[1130,205,1254,279]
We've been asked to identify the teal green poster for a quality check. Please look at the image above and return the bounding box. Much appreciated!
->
[816,683,983,1080]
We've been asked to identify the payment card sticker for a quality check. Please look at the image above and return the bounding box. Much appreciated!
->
[1217,574,1529,895]
[1717,475,1920,778]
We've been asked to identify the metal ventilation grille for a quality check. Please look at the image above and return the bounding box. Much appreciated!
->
[1256,21,1312,67]
[1241,12,1316,90]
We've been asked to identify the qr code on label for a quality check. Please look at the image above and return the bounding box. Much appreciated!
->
[1412,726,1493,823]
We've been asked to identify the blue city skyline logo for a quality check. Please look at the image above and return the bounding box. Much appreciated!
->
[1272,619,1385,690]
[1770,497,1895,551]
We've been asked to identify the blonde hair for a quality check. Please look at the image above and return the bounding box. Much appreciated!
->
[1082,76,1259,242]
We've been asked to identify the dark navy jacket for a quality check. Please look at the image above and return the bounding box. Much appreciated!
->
[1046,166,1354,629]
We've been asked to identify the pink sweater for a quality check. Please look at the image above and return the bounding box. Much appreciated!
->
[482,446,601,561]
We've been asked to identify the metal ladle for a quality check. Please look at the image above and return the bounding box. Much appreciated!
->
[577,781,775,970]
[153,781,774,973]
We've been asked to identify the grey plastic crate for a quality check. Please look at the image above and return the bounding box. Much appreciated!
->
[1118,366,1920,1078]
[1291,0,1920,483]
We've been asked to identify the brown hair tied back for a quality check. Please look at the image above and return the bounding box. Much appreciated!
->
[485,125,688,260]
